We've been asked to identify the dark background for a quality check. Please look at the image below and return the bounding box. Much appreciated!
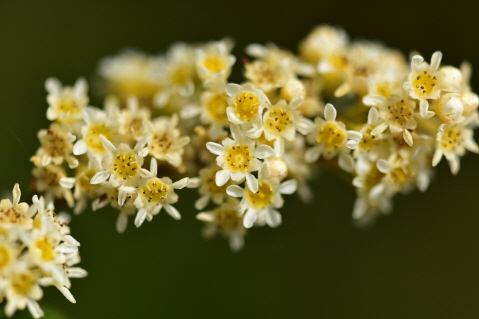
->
[1,1,479,318]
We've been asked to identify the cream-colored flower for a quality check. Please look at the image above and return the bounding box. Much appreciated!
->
[206,124,275,193]
[196,39,235,82]
[432,123,479,174]
[196,199,246,252]
[226,163,297,228]
[90,135,149,188]
[144,113,190,168]
[45,77,88,124]
[124,159,189,227]
[31,123,78,168]
[403,51,460,117]
[225,83,270,125]
[305,103,361,172]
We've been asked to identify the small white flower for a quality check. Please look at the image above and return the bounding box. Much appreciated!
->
[226,164,297,228]
[130,159,189,227]
[196,39,236,82]
[45,77,88,124]
[225,83,270,125]
[403,51,460,118]
[90,134,149,188]
[305,103,361,172]
[206,124,275,193]
[432,124,479,175]
[196,199,246,252]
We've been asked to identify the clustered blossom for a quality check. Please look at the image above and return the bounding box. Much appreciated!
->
[26,25,478,259]
[0,184,86,318]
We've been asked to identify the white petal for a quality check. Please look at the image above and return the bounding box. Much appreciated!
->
[149,158,158,176]
[258,162,271,179]
[27,300,44,318]
[338,153,354,173]
[73,139,87,155]
[226,185,244,197]
[266,209,282,228]
[172,177,189,189]
[230,124,241,141]
[215,169,231,186]
[363,95,386,107]
[346,140,359,149]
[296,118,314,135]
[164,204,181,220]
[376,159,391,173]
[135,208,147,227]
[194,195,210,210]
[289,94,304,109]
[279,179,298,194]
[430,51,442,73]
[419,99,429,118]
[403,130,413,147]
[100,135,116,152]
[90,171,110,184]
[228,232,244,252]
[226,83,242,96]
[180,105,201,119]
[60,177,75,189]
[116,213,128,233]
[67,267,88,278]
[304,145,321,163]
[347,130,362,142]
[206,142,225,156]
[368,107,380,124]
[255,145,275,159]
[63,235,80,246]
[243,210,257,228]
[57,285,76,303]
[324,103,337,121]
[227,107,243,124]
[245,173,258,193]
[411,55,424,71]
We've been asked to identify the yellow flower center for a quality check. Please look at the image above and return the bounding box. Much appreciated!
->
[149,131,177,159]
[11,272,34,296]
[172,67,190,86]
[85,124,111,153]
[374,83,392,98]
[245,181,274,209]
[140,178,171,205]
[203,56,225,73]
[389,166,409,186]
[264,108,292,135]
[113,152,140,181]
[44,129,69,157]
[439,128,463,152]
[363,165,384,192]
[316,122,346,153]
[206,93,228,122]
[358,127,379,153]
[387,100,413,128]
[58,98,81,118]
[412,71,437,98]
[215,207,243,231]
[225,144,253,172]
[35,238,55,262]
[0,202,26,226]
[233,92,260,121]
[0,245,12,270]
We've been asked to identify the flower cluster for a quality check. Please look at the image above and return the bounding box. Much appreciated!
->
[0,184,85,318]
[27,25,478,256]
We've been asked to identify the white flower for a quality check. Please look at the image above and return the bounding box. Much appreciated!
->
[90,134,149,188]
[248,95,314,153]
[305,103,361,172]
[45,77,88,124]
[225,83,270,125]
[194,165,237,211]
[226,164,297,228]
[144,114,190,168]
[73,106,119,158]
[196,199,246,252]
[403,51,460,118]
[206,124,275,193]
[129,159,189,227]
[196,39,235,82]
[369,95,419,147]
[432,123,479,175]
[435,93,465,124]
[32,123,78,168]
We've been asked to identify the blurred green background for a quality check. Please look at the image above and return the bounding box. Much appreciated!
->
[1,0,479,318]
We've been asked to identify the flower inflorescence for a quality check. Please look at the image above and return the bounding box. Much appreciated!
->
[27,25,478,255]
